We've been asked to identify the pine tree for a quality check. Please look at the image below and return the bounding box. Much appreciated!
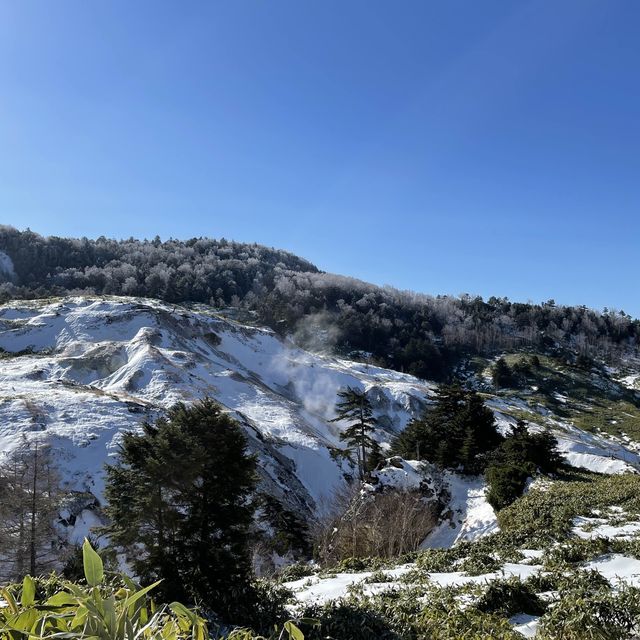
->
[484,420,563,510]
[391,384,502,472]
[104,398,257,621]
[492,357,514,388]
[330,387,379,480]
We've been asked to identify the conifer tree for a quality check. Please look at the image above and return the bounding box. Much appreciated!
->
[391,384,502,472]
[104,398,257,621]
[492,357,514,388]
[331,387,379,480]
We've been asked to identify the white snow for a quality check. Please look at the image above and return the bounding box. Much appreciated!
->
[573,515,640,540]
[284,565,414,603]
[585,554,640,587]
[285,561,542,604]
[422,472,498,548]
[511,614,540,638]
[0,297,433,525]
[373,459,435,492]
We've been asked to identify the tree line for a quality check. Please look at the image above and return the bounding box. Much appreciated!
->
[1,227,637,380]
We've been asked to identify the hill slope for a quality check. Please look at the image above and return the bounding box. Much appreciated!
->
[0,297,431,526]
[1,296,639,549]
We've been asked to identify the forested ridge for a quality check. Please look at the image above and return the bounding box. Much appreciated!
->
[1,226,637,379]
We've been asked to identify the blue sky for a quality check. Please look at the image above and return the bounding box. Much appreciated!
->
[1,1,638,316]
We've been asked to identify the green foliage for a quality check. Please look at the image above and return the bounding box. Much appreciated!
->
[497,421,563,474]
[526,567,610,594]
[492,358,518,388]
[497,473,640,547]
[0,539,209,640]
[415,547,460,572]
[235,580,295,636]
[485,421,564,511]
[301,597,399,640]
[392,385,502,472]
[330,557,389,573]
[104,398,258,621]
[458,552,500,576]
[485,463,529,511]
[330,387,378,480]
[542,537,613,569]
[475,576,546,617]
[258,494,312,558]
[538,584,640,640]
[276,563,316,583]
[387,586,522,640]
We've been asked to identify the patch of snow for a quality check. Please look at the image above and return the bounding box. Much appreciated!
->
[511,614,540,638]
[422,473,498,548]
[585,554,640,587]
[284,565,414,604]
[573,516,640,540]
[373,459,436,492]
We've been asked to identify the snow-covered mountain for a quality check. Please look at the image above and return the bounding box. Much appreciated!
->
[1,296,639,549]
[0,297,432,523]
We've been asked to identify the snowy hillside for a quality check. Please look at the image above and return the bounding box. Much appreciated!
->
[0,297,432,523]
[1,296,639,552]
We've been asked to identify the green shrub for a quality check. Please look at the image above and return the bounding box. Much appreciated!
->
[277,563,316,583]
[485,463,529,511]
[475,576,546,617]
[497,473,640,547]
[238,580,294,636]
[411,588,522,640]
[537,584,640,640]
[331,557,388,573]
[415,547,461,572]
[458,552,501,576]
[361,570,395,584]
[0,539,209,640]
[301,597,399,640]
[525,567,610,594]
[542,537,612,569]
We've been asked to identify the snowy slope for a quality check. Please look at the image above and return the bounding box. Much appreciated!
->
[1,296,639,550]
[0,297,433,521]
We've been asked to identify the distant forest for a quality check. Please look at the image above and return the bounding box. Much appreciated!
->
[0,226,637,379]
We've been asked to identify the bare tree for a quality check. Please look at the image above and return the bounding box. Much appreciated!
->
[0,440,62,581]
[314,482,440,565]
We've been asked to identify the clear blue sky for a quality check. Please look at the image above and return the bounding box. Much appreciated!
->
[1,1,638,316]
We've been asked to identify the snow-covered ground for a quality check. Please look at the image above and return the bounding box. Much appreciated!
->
[422,472,499,548]
[488,397,640,475]
[283,561,541,605]
[0,297,432,521]
[1,296,639,554]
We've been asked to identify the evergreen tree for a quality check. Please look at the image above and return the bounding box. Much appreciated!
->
[485,420,562,510]
[492,357,514,388]
[104,398,257,621]
[485,463,529,511]
[331,387,379,480]
[366,439,384,473]
[391,384,502,472]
